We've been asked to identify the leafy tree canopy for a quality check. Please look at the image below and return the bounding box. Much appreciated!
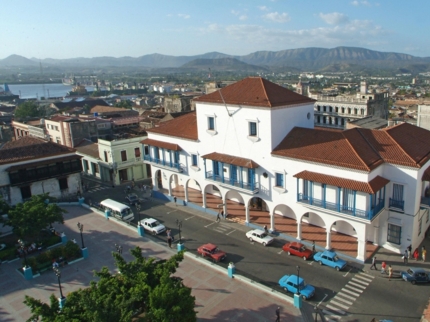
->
[4,194,65,240]
[114,100,132,109]
[24,248,196,322]
[14,101,45,118]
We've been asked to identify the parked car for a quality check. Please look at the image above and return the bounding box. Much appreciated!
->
[313,250,347,271]
[278,274,316,300]
[282,242,313,260]
[246,229,274,246]
[401,268,430,284]
[197,243,227,262]
[139,218,166,235]
[125,193,140,206]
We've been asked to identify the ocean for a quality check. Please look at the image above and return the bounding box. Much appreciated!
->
[7,83,96,99]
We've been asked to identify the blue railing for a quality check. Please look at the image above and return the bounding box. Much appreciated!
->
[205,171,259,193]
[297,193,384,220]
[143,155,182,171]
[389,198,404,211]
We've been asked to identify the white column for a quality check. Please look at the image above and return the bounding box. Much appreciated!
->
[245,206,250,223]
[153,176,158,191]
[184,186,189,202]
[202,191,207,208]
[297,220,302,240]
[373,225,379,246]
[326,229,332,250]
[270,213,275,231]
[356,239,366,261]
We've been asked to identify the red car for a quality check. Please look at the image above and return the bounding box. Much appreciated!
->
[197,243,227,262]
[282,242,313,260]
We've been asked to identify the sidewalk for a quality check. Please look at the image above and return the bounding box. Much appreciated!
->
[0,205,303,321]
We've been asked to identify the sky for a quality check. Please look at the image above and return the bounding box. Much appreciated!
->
[2,0,430,60]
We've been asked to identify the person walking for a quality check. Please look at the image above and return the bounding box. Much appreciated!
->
[263,225,268,234]
[380,261,387,274]
[388,265,393,281]
[422,246,426,262]
[275,307,280,322]
[312,241,316,254]
[216,212,220,222]
[168,236,172,248]
[173,196,177,206]
[221,210,225,219]
[370,256,377,270]
[413,248,419,261]
[407,244,412,259]
[403,249,408,264]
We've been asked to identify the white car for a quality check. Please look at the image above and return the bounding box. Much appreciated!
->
[246,229,274,246]
[139,218,166,235]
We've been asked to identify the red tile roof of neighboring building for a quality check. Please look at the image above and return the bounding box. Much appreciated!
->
[146,111,198,141]
[293,170,390,194]
[194,77,315,108]
[141,138,181,151]
[201,152,259,169]
[0,137,76,165]
[75,139,100,159]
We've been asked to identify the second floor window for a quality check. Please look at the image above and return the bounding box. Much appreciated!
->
[275,173,284,188]
[249,122,257,136]
[121,150,127,162]
[192,154,198,166]
[208,117,215,130]
[392,183,404,201]
[135,148,141,157]
[104,151,108,162]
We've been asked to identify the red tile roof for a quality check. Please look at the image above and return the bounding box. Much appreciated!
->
[195,77,315,108]
[146,111,198,141]
[293,170,390,194]
[141,138,181,151]
[0,137,76,165]
[201,152,259,168]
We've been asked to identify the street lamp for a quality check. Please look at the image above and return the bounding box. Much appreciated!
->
[176,219,182,244]
[314,305,318,322]
[77,222,85,249]
[53,266,65,299]
[296,265,300,295]
[18,239,28,268]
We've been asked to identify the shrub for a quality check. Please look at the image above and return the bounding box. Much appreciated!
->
[62,241,81,260]
[0,247,17,261]
[26,257,38,271]
[49,246,63,260]
[35,252,50,264]
[42,235,61,248]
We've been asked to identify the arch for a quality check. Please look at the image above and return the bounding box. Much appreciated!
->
[326,219,359,237]
[203,183,223,212]
[169,173,180,190]
[154,169,163,189]
[248,197,270,213]
[184,178,202,205]
[223,190,246,222]
[273,204,297,236]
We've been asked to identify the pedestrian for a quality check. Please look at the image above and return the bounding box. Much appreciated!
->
[168,236,172,248]
[119,246,123,254]
[388,265,393,281]
[216,212,220,222]
[380,261,387,274]
[407,244,412,259]
[312,241,316,254]
[173,196,177,206]
[221,210,225,219]
[422,246,426,262]
[403,249,408,264]
[263,225,268,234]
[413,248,419,261]
[370,256,377,270]
[275,306,280,322]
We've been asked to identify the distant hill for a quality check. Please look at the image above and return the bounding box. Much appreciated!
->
[1,47,430,72]
[180,57,268,72]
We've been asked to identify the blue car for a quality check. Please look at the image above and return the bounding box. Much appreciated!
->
[278,274,316,300]
[401,268,430,285]
[313,250,347,271]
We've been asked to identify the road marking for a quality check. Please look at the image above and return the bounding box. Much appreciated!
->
[167,210,177,214]
[347,281,366,289]
[333,295,353,306]
[326,304,345,315]
[358,272,374,278]
[342,287,361,296]
[308,261,314,265]
[204,222,216,228]
[318,294,328,306]
[335,292,356,301]
[343,268,352,277]
[330,300,349,310]
[355,274,374,282]
[185,215,195,220]
[226,229,236,235]
[278,250,284,255]
[351,277,369,286]
[322,309,342,320]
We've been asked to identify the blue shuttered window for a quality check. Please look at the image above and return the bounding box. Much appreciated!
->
[275,173,283,187]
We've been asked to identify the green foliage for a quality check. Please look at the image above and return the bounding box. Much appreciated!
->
[0,247,16,261]
[62,241,80,259]
[5,194,66,240]
[48,245,63,259]
[24,247,196,322]
[14,101,44,118]
[42,235,62,248]
[114,100,132,109]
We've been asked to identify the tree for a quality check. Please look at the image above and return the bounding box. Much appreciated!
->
[114,100,132,109]
[14,101,44,119]
[5,194,66,240]
[24,248,196,322]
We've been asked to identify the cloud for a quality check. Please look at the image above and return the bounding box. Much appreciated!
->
[232,10,247,21]
[258,6,269,11]
[177,13,190,19]
[351,1,371,6]
[239,15,247,21]
[319,12,349,25]
[263,12,290,23]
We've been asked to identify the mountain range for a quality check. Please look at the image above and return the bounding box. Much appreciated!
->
[1,47,430,73]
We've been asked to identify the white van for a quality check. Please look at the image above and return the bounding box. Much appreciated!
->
[100,199,135,222]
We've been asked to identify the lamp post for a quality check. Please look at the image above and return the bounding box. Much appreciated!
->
[53,266,65,299]
[314,305,318,322]
[77,222,85,249]
[296,265,301,295]
[18,239,28,268]
[176,219,182,244]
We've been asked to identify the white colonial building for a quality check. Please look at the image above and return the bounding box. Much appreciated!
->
[142,77,430,262]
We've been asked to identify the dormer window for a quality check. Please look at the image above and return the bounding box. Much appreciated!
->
[247,119,260,142]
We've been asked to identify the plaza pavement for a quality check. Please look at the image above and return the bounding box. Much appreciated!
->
[0,205,303,322]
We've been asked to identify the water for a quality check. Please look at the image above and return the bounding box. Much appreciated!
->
[7,83,96,99]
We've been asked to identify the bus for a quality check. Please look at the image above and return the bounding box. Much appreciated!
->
[99,199,135,222]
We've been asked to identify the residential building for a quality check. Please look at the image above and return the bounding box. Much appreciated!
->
[311,81,389,129]
[0,137,82,205]
[142,76,430,262]
[417,104,430,130]
[12,118,47,140]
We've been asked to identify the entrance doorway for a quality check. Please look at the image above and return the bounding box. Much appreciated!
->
[119,169,128,182]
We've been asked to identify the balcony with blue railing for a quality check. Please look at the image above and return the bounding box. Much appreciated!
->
[143,155,183,172]
[297,193,385,220]
[389,198,404,211]
[205,171,259,194]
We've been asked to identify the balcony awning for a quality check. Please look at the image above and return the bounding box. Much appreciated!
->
[422,166,430,181]
[141,138,181,151]
[293,170,389,194]
[6,155,82,172]
[201,152,259,169]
